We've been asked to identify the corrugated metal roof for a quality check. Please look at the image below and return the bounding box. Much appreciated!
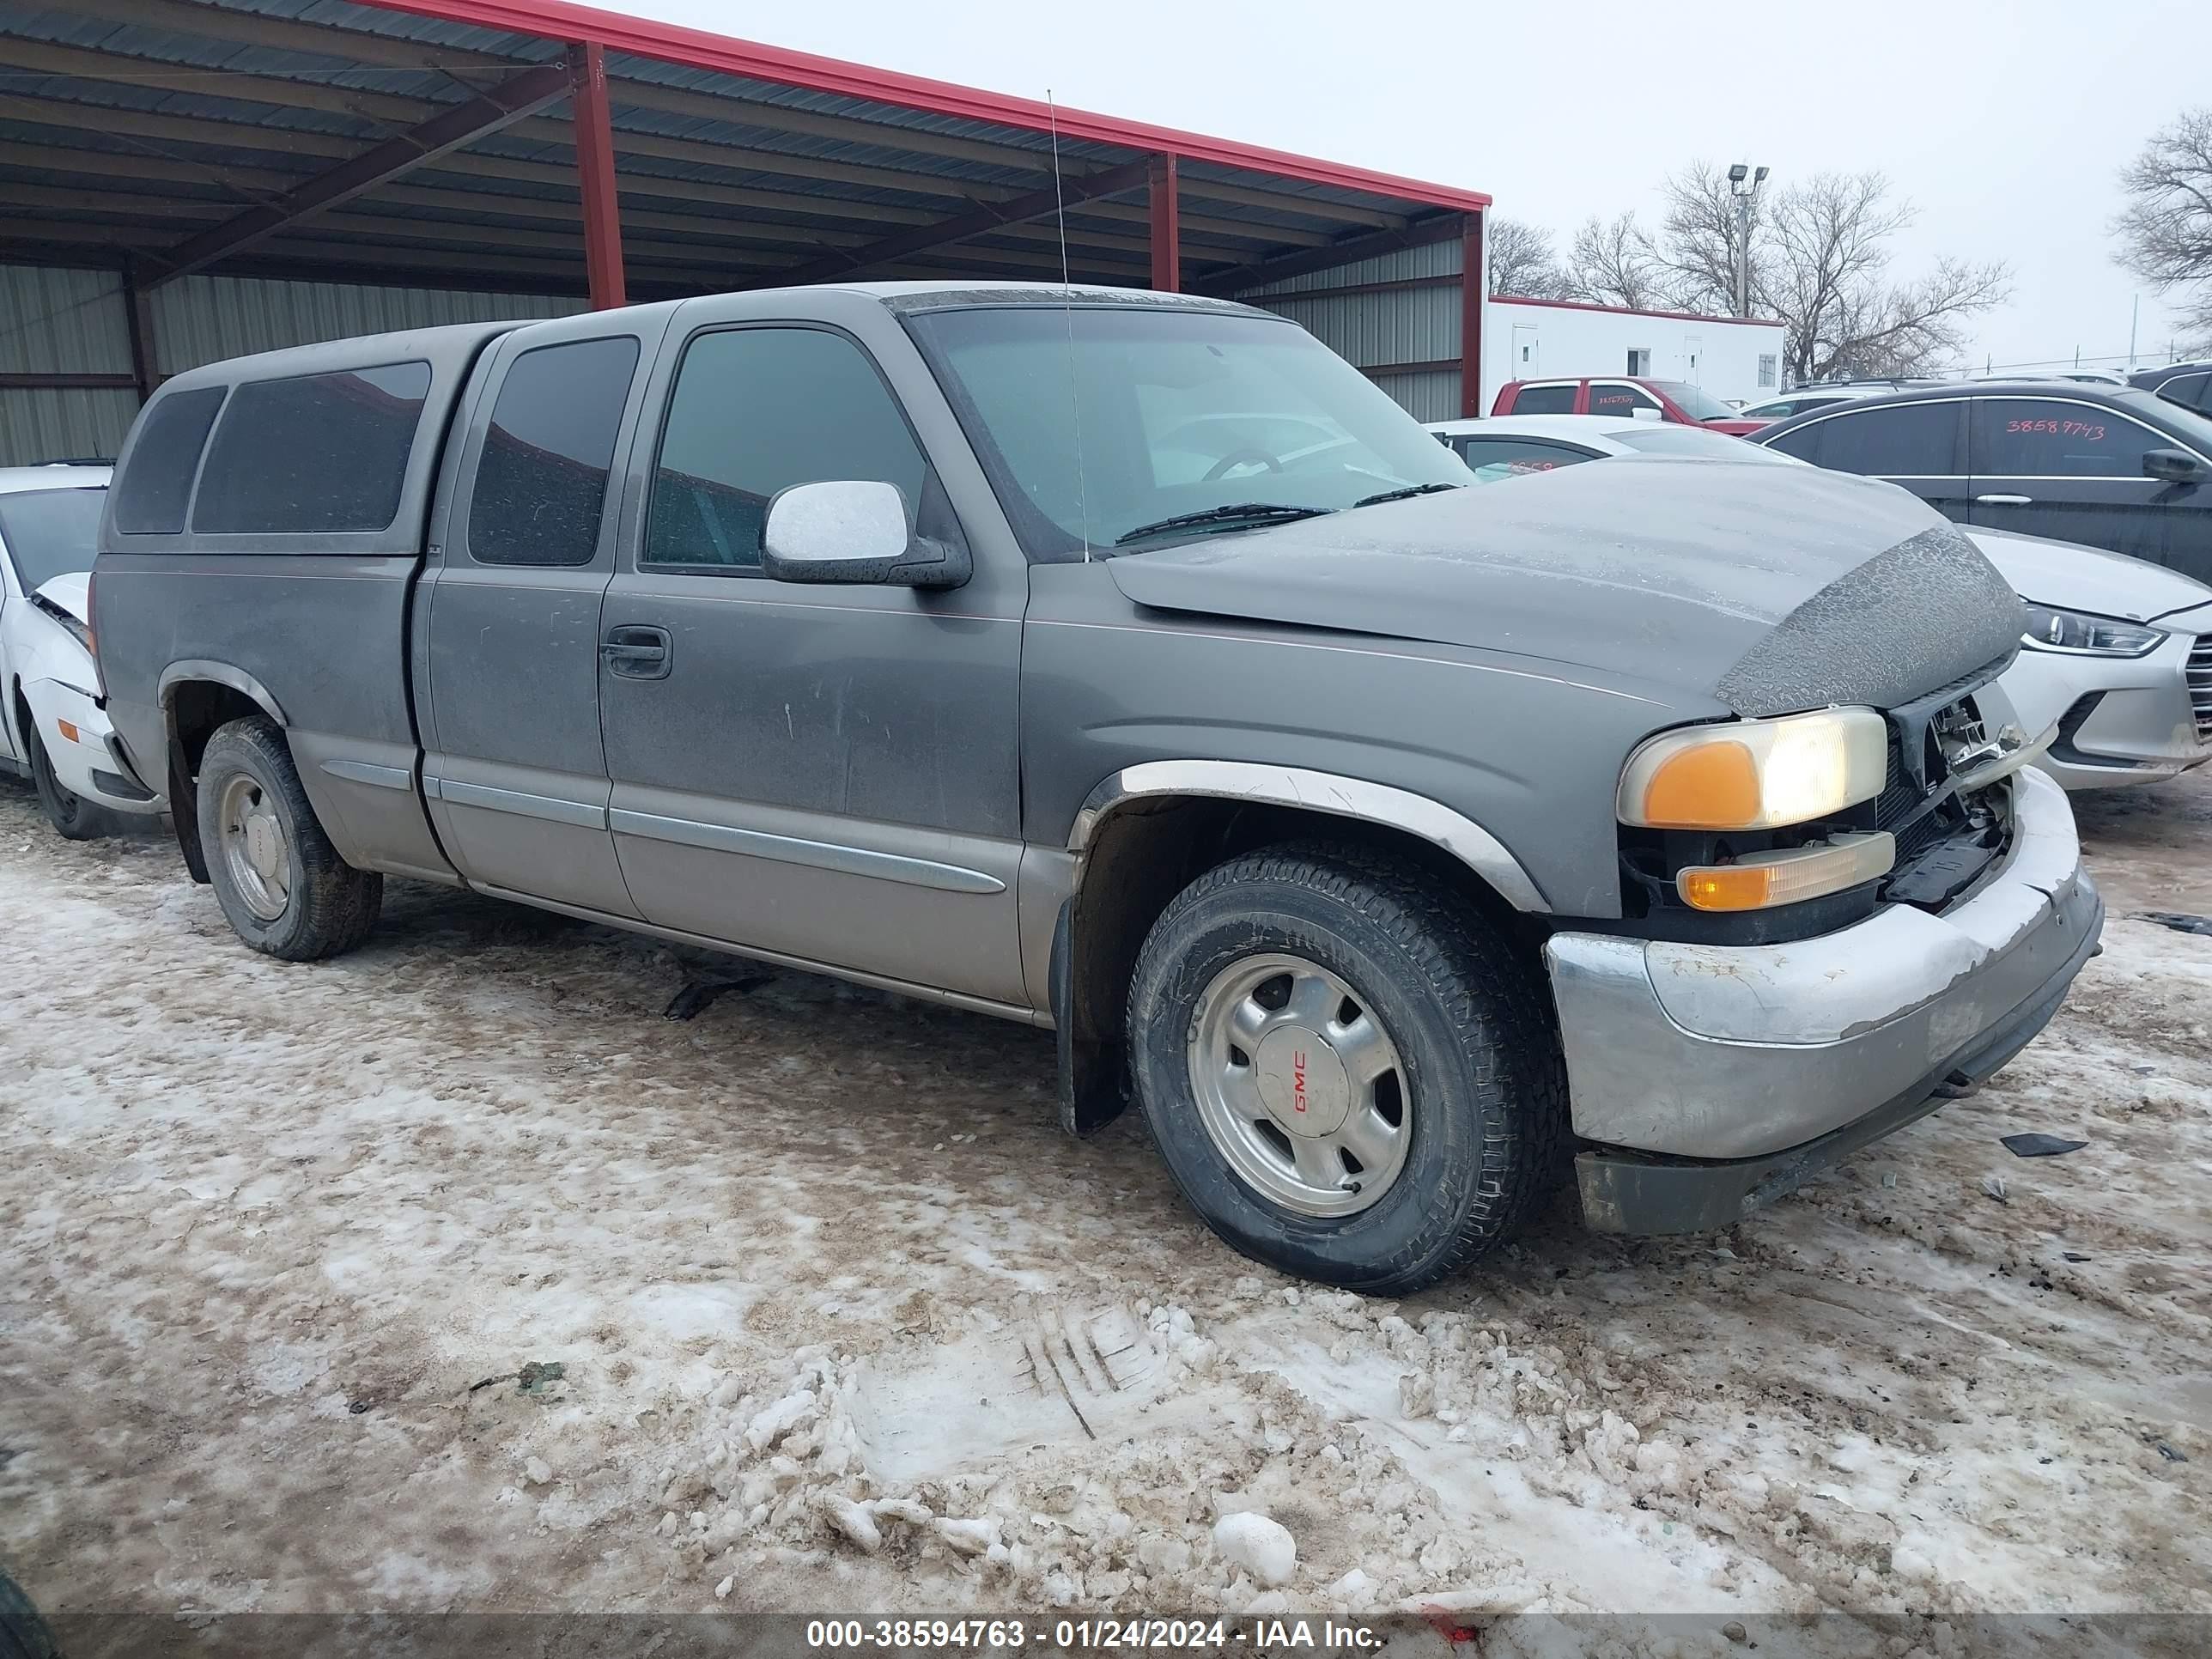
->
[0,0,1484,301]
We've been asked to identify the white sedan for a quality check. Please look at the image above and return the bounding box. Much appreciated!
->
[0,465,166,836]
[1426,416,2212,791]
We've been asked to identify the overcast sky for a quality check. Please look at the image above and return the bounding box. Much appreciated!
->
[607,0,2209,374]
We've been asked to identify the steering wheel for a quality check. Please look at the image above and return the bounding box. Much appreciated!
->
[1204,447,1284,482]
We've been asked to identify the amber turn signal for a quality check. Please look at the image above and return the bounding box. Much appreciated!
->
[1677,832,1895,912]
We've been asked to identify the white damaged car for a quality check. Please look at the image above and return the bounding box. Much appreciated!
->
[1966,524,2212,790]
[0,465,166,836]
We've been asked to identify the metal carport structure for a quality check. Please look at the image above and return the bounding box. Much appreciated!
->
[0,0,1492,456]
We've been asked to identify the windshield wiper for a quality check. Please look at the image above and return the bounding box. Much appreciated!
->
[1353,482,1465,507]
[1113,501,1334,546]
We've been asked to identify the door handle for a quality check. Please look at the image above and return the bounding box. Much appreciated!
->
[1975,494,2034,506]
[601,624,672,679]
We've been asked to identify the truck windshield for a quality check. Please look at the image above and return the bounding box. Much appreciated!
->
[907,305,1470,557]
[0,486,106,592]
[1647,380,1737,422]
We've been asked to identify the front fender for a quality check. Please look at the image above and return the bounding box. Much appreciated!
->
[1071,759,1549,912]
[9,605,99,701]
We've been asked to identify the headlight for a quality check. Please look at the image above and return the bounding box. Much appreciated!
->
[1618,707,1888,830]
[2020,603,2162,657]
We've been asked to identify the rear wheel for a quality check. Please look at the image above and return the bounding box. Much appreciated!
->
[23,710,117,841]
[196,716,380,960]
[1127,843,1564,1295]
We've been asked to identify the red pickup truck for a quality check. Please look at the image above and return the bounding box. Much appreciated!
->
[1491,376,1768,437]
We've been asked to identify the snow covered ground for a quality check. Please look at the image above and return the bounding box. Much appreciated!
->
[2,769,2207,1654]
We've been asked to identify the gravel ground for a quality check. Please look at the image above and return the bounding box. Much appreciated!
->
[1,767,2207,1654]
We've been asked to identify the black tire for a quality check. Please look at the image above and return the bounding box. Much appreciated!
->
[196,715,381,961]
[22,711,117,841]
[0,1567,61,1659]
[1127,842,1565,1295]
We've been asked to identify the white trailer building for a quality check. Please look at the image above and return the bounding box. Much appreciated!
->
[1238,236,1789,419]
[1485,296,1787,410]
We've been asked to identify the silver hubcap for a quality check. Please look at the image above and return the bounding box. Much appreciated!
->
[1188,952,1410,1218]
[218,774,291,921]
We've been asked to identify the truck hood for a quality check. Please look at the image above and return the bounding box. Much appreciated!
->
[33,571,91,626]
[1107,458,2025,718]
[1962,524,2212,624]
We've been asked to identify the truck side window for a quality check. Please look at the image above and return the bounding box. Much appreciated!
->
[644,326,927,571]
[465,337,641,567]
[1589,382,1660,417]
[112,386,225,535]
[191,362,431,534]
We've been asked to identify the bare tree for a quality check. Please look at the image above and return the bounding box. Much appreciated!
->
[1760,172,2010,381]
[1485,216,1567,298]
[1559,212,1668,310]
[2113,106,2212,346]
[1656,161,1752,314]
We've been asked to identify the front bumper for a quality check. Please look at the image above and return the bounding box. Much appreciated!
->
[24,678,164,814]
[1990,629,2209,790]
[1544,769,2101,1233]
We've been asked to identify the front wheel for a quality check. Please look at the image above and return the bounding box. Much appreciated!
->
[1127,844,1565,1295]
[196,716,381,960]
[24,713,117,841]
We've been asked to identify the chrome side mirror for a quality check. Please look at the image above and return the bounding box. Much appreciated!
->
[761,480,972,589]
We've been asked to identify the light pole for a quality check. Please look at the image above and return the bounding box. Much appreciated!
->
[1727,163,1768,319]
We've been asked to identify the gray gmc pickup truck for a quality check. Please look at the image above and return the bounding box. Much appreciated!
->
[91,283,2102,1292]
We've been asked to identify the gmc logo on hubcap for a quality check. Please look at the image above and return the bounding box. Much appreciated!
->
[1291,1050,1308,1114]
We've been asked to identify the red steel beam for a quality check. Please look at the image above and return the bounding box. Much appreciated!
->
[369,0,1493,215]
[1461,210,1486,418]
[144,60,573,288]
[567,42,627,310]
[772,158,1153,289]
[1149,154,1179,293]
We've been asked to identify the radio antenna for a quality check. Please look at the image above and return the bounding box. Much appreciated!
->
[1046,88,1092,561]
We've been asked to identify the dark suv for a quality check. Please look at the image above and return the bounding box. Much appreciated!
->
[1753,380,2212,582]
[2130,360,2212,416]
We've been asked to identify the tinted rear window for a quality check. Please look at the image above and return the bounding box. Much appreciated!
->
[2157,371,2212,413]
[466,337,640,567]
[112,386,224,535]
[1453,437,1593,473]
[192,362,431,534]
[1763,421,1824,464]
[1510,384,1577,415]
[1808,402,1959,475]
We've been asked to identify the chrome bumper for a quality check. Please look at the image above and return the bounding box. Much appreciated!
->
[1544,769,2101,1231]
